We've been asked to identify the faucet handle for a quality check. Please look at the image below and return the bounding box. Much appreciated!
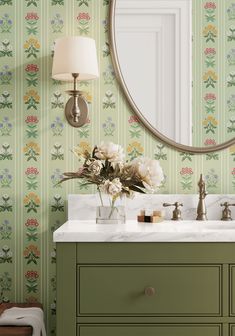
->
[163,202,183,221]
[220,202,235,221]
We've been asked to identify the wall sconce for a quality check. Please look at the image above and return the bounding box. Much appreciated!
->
[52,36,99,127]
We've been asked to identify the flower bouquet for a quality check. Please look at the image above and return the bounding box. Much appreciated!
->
[60,142,164,223]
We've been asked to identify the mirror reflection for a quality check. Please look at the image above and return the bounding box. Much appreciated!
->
[113,0,235,149]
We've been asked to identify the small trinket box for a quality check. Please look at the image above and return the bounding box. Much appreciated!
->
[137,209,164,223]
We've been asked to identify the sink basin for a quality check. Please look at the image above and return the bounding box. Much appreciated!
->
[203,222,235,230]
[135,220,235,233]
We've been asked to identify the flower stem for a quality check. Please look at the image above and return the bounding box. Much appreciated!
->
[98,188,104,206]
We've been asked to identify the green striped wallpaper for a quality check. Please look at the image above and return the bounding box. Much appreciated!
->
[0,0,235,334]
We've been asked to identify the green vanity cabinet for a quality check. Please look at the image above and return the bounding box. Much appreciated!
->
[56,243,235,336]
[231,266,235,316]
[231,325,235,335]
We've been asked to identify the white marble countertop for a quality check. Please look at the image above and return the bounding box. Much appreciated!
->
[53,220,235,242]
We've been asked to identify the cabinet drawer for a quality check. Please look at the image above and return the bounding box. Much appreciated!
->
[78,265,221,316]
[78,324,222,336]
[231,266,235,315]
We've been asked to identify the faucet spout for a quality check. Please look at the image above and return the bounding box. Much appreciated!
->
[196,174,208,221]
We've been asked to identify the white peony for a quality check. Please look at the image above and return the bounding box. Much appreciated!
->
[130,157,164,190]
[95,142,125,163]
[102,178,123,196]
[88,160,103,175]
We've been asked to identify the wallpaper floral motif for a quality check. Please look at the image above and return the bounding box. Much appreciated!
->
[0,0,235,335]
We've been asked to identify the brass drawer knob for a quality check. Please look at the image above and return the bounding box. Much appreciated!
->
[144,287,155,297]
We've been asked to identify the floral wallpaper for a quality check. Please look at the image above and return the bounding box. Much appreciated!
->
[0,0,235,335]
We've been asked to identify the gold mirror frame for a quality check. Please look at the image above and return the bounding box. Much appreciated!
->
[109,0,235,154]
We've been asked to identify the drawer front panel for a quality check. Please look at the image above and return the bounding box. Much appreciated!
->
[78,324,222,336]
[231,266,235,316]
[78,265,221,316]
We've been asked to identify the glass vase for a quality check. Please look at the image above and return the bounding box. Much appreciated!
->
[96,205,126,224]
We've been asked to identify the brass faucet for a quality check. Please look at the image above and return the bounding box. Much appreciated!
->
[220,202,235,221]
[196,174,208,221]
[163,202,183,221]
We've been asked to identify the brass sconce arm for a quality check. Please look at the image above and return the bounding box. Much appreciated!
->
[64,73,88,127]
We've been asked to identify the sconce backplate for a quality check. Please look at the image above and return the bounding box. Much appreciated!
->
[65,96,88,128]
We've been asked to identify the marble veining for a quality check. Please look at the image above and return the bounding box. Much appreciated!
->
[53,194,235,243]
[68,194,235,221]
[53,219,235,242]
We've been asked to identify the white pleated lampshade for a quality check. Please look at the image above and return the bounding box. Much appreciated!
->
[52,36,99,81]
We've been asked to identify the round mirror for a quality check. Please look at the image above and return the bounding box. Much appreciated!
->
[109,0,235,153]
